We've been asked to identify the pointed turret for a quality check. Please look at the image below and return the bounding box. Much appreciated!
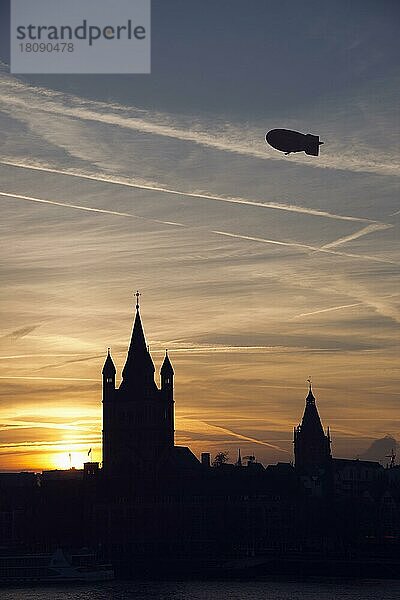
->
[102,348,115,415]
[161,349,174,377]
[161,350,174,446]
[161,350,174,392]
[102,348,116,377]
[120,291,156,392]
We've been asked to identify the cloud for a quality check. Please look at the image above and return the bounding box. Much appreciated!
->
[359,435,398,465]
[1,324,40,340]
[0,72,398,176]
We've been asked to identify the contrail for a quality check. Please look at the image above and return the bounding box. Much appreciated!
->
[292,303,362,318]
[0,191,186,227]
[331,418,400,421]
[151,345,338,354]
[0,439,100,450]
[202,421,289,453]
[319,223,392,250]
[2,189,396,265]
[212,230,398,264]
[35,353,105,371]
[0,74,397,176]
[213,230,318,251]
[0,159,381,224]
[0,376,98,381]
[1,420,93,431]
[0,354,97,360]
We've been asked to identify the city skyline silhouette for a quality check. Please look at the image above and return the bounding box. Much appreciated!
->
[1,296,400,581]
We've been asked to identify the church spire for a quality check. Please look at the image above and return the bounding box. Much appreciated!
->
[120,291,156,389]
[300,378,324,435]
[294,379,332,472]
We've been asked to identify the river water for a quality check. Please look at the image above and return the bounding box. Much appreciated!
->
[2,580,400,600]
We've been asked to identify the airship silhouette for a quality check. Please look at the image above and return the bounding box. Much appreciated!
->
[266,129,323,156]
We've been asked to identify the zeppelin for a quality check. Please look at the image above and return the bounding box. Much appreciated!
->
[266,129,323,156]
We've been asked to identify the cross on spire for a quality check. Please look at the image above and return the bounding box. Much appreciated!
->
[135,290,141,310]
[306,376,315,405]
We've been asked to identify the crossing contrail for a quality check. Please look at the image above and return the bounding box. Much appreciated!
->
[1,190,397,265]
[201,421,289,453]
[212,230,398,264]
[0,190,186,227]
[319,223,392,250]
[0,158,382,224]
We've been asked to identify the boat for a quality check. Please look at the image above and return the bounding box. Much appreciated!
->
[0,547,114,584]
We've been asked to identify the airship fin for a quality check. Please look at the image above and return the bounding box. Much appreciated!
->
[304,134,323,156]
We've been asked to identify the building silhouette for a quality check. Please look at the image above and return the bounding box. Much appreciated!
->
[102,292,198,492]
[102,292,174,478]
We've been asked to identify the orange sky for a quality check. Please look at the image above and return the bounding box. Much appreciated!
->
[0,292,399,471]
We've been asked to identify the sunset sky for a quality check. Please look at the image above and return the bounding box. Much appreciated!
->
[0,0,399,471]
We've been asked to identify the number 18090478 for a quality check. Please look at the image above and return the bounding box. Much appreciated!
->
[19,42,74,52]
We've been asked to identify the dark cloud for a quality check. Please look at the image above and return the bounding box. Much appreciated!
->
[181,333,383,353]
[359,435,398,465]
[36,353,104,371]
[0,382,99,400]
[1,324,40,341]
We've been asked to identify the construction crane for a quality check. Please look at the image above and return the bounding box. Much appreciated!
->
[243,454,256,465]
[386,448,396,468]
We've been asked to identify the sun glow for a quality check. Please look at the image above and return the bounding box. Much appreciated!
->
[52,452,78,470]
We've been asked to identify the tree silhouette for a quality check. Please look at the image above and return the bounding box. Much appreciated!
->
[212,451,229,467]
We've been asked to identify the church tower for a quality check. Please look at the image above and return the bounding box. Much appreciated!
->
[102,292,175,480]
[293,380,331,473]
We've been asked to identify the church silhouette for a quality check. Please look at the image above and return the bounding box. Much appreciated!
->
[102,291,175,477]
[102,292,200,493]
